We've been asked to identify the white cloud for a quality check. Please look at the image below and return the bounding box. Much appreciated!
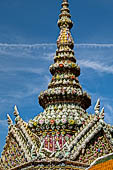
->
[76,43,113,48]
[106,104,113,113]
[0,43,113,48]
[43,52,55,61]
[0,43,56,59]
[2,84,40,99]
[0,66,44,75]
[78,59,113,74]
[105,104,113,125]
[44,75,51,85]
[0,43,56,48]
[0,43,113,59]
[0,120,8,127]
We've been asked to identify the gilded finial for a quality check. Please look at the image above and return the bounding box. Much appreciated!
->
[100,107,104,119]
[14,105,19,117]
[7,114,13,126]
[94,98,100,114]
[58,0,73,29]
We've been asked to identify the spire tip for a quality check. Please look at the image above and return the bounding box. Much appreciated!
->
[14,105,19,117]
[7,114,13,126]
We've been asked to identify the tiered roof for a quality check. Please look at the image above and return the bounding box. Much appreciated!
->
[0,0,113,169]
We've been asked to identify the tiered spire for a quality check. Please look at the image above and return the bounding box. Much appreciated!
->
[29,0,91,138]
[58,0,73,29]
[38,0,91,110]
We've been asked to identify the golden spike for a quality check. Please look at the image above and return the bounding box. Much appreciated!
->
[7,114,13,126]
[14,105,19,117]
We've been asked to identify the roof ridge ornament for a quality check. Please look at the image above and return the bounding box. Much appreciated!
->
[7,114,13,126]
[14,105,19,117]
[94,98,100,114]
[100,107,104,119]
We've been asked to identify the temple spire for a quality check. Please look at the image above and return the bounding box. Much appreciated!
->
[57,0,74,50]
[30,0,91,141]
[38,0,91,111]
[58,0,73,29]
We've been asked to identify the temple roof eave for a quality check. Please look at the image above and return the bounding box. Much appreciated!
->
[10,159,89,170]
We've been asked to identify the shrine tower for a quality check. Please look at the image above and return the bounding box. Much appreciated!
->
[0,0,113,169]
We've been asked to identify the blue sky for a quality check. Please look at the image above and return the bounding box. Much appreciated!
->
[0,0,113,155]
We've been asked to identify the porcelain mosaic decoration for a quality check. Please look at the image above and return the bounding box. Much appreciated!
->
[0,0,113,169]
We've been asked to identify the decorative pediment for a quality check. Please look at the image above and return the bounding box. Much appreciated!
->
[77,130,113,164]
[0,133,27,169]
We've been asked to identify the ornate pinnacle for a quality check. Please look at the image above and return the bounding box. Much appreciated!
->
[100,107,104,119]
[57,0,74,49]
[58,0,73,29]
[101,107,104,114]
[31,145,37,159]
[7,114,13,126]
[38,0,91,110]
[14,105,19,117]
[94,99,100,114]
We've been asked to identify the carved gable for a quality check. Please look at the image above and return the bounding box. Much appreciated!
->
[77,130,113,164]
[1,134,27,169]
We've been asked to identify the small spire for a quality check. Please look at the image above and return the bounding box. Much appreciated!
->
[57,0,74,49]
[7,114,13,126]
[94,99,100,114]
[101,107,104,114]
[58,0,73,29]
[100,107,104,119]
[14,105,19,117]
